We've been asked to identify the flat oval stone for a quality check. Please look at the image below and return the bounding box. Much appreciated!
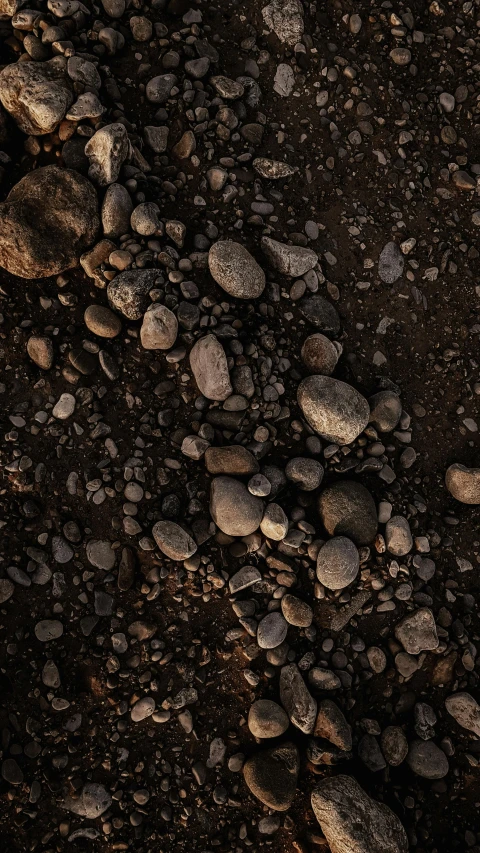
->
[407,740,449,779]
[152,521,197,561]
[208,241,265,300]
[257,612,288,649]
[316,536,359,590]
[446,463,480,504]
[248,700,289,738]
[297,376,369,445]
[131,696,156,722]
[35,619,63,642]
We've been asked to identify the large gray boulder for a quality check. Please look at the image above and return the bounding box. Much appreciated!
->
[298,376,369,444]
[0,56,73,134]
[0,166,99,279]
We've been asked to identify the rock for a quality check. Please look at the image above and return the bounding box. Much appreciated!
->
[301,334,340,375]
[140,304,178,350]
[205,446,259,476]
[279,663,317,734]
[107,270,158,320]
[260,503,289,540]
[144,125,169,154]
[0,56,73,134]
[189,334,232,401]
[385,516,413,556]
[308,668,341,691]
[407,740,449,779]
[390,48,411,66]
[369,391,402,432]
[316,537,359,590]
[445,692,480,737]
[243,742,299,811]
[84,305,122,338]
[0,578,14,604]
[0,165,99,278]
[152,521,197,561]
[131,202,161,236]
[248,700,289,738]
[66,92,105,121]
[85,123,130,185]
[395,608,439,655]
[378,241,404,283]
[53,393,75,420]
[297,376,369,445]
[1,758,23,785]
[281,594,313,627]
[35,620,63,642]
[257,612,288,649]
[63,783,112,819]
[262,0,304,45]
[146,73,177,103]
[446,463,480,504]
[253,157,296,179]
[299,296,341,336]
[101,183,133,238]
[27,336,53,370]
[318,481,378,546]
[229,565,262,594]
[172,130,196,158]
[358,734,386,772]
[208,241,265,299]
[210,476,263,536]
[314,700,352,751]
[211,76,244,99]
[261,236,317,276]
[285,457,323,491]
[311,775,408,853]
[86,539,115,570]
[131,696,155,722]
[274,63,295,97]
[380,726,409,766]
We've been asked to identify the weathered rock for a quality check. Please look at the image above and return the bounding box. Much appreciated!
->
[260,503,289,540]
[152,521,197,561]
[0,579,14,604]
[101,183,133,238]
[243,742,299,811]
[316,537,359,590]
[210,476,263,536]
[262,0,304,46]
[146,73,177,103]
[369,391,402,432]
[446,463,480,504]
[140,304,178,350]
[0,166,99,278]
[281,594,313,627]
[378,241,405,283]
[208,241,265,299]
[298,376,369,445]
[0,56,73,134]
[274,63,295,97]
[253,157,296,179]
[279,663,317,734]
[189,334,232,401]
[385,516,413,556]
[144,125,169,154]
[257,612,288,649]
[285,457,323,491]
[380,726,409,766]
[131,696,155,722]
[395,608,439,655]
[85,123,130,185]
[314,700,352,751]
[445,692,480,737]
[301,334,340,375]
[205,446,259,476]
[62,783,112,819]
[407,740,449,779]
[311,775,408,853]
[107,270,158,320]
[248,700,289,738]
[27,336,54,370]
[261,236,317,276]
[318,481,378,546]
[299,296,341,337]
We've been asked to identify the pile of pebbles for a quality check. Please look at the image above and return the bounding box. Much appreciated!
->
[1,1,480,852]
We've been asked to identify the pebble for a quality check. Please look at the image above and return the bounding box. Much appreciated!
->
[84,304,122,338]
[152,521,197,561]
[27,335,54,370]
[316,536,359,590]
[189,334,232,401]
[298,376,369,445]
[140,304,178,350]
[279,663,317,734]
[257,612,288,649]
[318,481,378,546]
[445,463,480,504]
[35,619,63,642]
[385,516,413,556]
[208,241,265,300]
[407,740,449,779]
[52,393,75,419]
[301,334,340,375]
[261,236,317,277]
[243,742,299,811]
[248,700,289,738]
[394,608,439,655]
[210,476,263,536]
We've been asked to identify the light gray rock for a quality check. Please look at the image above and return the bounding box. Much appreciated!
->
[301,334,340,375]
[101,183,133,239]
[107,270,158,320]
[85,123,130,186]
[446,463,480,504]
[243,742,299,811]
[445,692,480,737]
[395,608,439,655]
[311,775,408,853]
[52,393,75,420]
[316,536,359,590]
[297,376,369,445]
[208,241,265,299]
[261,236,317,276]
[407,740,449,779]
[140,304,178,350]
[253,158,296,179]
[385,515,413,556]
[0,56,73,134]
[66,92,105,121]
[308,668,341,691]
[210,476,263,536]
[63,783,112,819]
[257,612,288,649]
[262,0,304,46]
[152,521,197,561]
[131,202,161,236]
[0,165,99,279]
[378,241,404,283]
[189,334,232,401]
[318,481,378,546]
[279,663,317,734]
[67,56,101,89]
[248,700,289,738]
[273,63,295,97]
[369,390,402,432]
[260,503,289,540]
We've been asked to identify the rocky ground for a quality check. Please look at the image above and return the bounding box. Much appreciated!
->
[1,0,480,851]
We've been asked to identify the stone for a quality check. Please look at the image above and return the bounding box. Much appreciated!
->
[86,539,115,570]
[2,759,23,785]
[211,76,244,99]
[395,608,439,655]
[189,334,232,401]
[0,579,14,604]
[131,696,155,722]
[205,446,259,476]
[314,700,352,751]
[446,463,480,504]
[390,48,411,66]
[0,166,99,279]
[316,537,359,590]
[301,334,340,375]
[297,376,369,445]
[0,56,73,134]
[146,74,177,103]
[311,775,408,853]
[85,123,130,186]
[281,594,313,627]
[208,241,265,300]
[27,336,54,370]
[262,0,304,46]
[369,391,402,432]
[385,516,413,556]
[253,158,296,179]
[130,14,152,40]
[407,740,449,779]
[318,481,378,546]
[229,565,262,594]
[152,521,197,561]
[144,125,169,154]
[274,64,295,97]
[131,202,161,236]
[210,477,263,537]
[358,734,386,772]
[378,241,404,283]
[285,457,324,491]
[101,183,133,238]
[243,742,299,811]
[257,612,288,649]
[445,692,480,737]
[260,503,289,540]
[300,296,341,336]
[63,783,112,819]
[172,130,196,158]
[35,620,63,642]
[308,668,341,691]
[84,305,122,338]
[248,700,289,738]
[380,726,409,766]
[66,92,105,121]
[53,393,75,420]
[261,236,317,276]
[141,304,178,350]
[107,270,158,320]
[279,663,317,734]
